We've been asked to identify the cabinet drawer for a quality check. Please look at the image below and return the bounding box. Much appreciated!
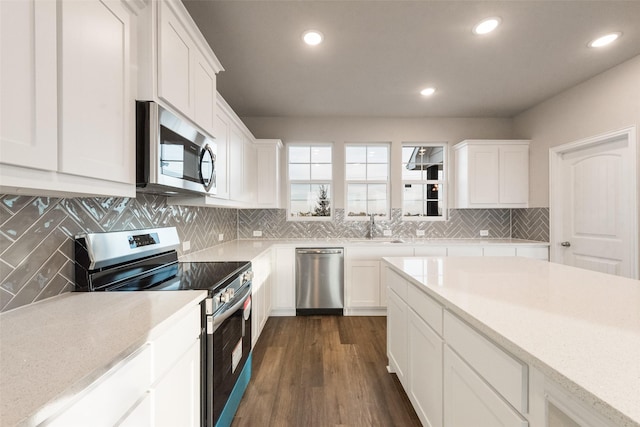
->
[444,311,528,413]
[153,305,201,381]
[386,267,407,300]
[483,246,517,256]
[516,247,549,260]
[407,285,442,336]
[47,344,152,427]
[444,346,528,427]
[447,246,483,257]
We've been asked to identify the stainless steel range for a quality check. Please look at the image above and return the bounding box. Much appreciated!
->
[73,227,252,427]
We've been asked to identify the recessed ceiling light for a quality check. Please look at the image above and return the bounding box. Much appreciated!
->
[420,87,436,97]
[588,32,621,48]
[473,17,501,35]
[302,30,324,46]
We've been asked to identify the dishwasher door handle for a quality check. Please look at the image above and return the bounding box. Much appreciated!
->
[296,249,343,255]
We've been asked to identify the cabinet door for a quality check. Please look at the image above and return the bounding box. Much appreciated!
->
[154,341,200,427]
[468,145,500,205]
[499,145,529,205]
[0,0,57,170]
[228,125,245,201]
[408,310,443,427]
[347,260,381,307]
[243,139,257,203]
[444,346,528,427]
[255,142,281,208]
[213,110,230,199]
[272,247,295,315]
[194,52,216,136]
[158,2,193,115]
[58,0,134,184]
[387,289,408,388]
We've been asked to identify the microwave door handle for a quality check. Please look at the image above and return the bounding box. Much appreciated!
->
[209,286,251,334]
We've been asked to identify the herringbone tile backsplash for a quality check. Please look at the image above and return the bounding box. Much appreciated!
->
[238,208,549,241]
[0,194,237,312]
[0,191,548,313]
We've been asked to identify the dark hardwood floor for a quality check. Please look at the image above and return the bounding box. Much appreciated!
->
[232,316,422,427]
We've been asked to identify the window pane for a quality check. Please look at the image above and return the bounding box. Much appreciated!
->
[426,201,442,217]
[289,164,310,180]
[346,146,366,163]
[311,163,332,180]
[310,184,331,216]
[345,163,366,180]
[369,199,387,216]
[347,183,367,201]
[427,183,440,200]
[368,184,387,201]
[403,184,424,202]
[367,164,388,180]
[403,200,424,217]
[367,146,388,163]
[311,146,331,163]
[347,200,367,217]
[289,146,310,163]
[290,183,311,201]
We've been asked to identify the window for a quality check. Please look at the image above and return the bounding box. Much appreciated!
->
[287,144,332,219]
[402,144,446,219]
[345,143,390,219]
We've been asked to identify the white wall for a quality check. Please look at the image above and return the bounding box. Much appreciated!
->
[513,54,640,207]
[242,116,512,209]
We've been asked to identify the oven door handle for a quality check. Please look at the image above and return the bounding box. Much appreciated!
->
[209,285,251,334]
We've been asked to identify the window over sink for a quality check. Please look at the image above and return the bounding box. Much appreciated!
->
[345,143,390,220]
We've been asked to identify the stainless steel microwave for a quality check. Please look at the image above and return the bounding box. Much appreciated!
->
[136,101,216,196]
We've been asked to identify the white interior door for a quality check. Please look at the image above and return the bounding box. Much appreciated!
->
[550,127,637,278]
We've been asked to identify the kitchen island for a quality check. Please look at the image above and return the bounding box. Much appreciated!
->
[383,256,640,427]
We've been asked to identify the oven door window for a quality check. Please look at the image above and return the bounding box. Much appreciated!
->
[160,125,201,184]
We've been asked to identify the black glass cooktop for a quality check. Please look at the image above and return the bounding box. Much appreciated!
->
[109,261,251,293]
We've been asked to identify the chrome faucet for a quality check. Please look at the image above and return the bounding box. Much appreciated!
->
[369,213,375,239]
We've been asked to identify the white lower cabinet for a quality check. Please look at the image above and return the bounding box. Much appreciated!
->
[153,340,200,427]
[444,346,528,427]
[387,288,408,387]
[272,247,295,316]
[408,309,443,427]
[345,246,413,314]
[251,250,273,347]
[46,304,201,427]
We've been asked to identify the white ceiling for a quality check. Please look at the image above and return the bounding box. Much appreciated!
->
[182,1,640,118]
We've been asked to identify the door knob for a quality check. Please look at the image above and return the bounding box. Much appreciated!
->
[560,241,571,247]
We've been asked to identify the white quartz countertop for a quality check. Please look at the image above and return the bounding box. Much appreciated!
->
[0,290,207,426]
[382,256,640,426]
[179,238,548,262]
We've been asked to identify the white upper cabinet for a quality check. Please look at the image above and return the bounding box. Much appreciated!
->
[0,0,57,171]
[140,0,222,138]
[59,0,134,184]
[254,140,283,208]
[454,140,530,208]
[0,0,138,198]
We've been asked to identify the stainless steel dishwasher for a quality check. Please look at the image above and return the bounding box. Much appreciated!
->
[295,248,344,315]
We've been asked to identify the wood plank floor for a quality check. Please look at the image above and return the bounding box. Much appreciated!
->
[232,316,422,427]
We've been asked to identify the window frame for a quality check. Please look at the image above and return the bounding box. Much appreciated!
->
[286,142,334,221]
[344,142,391,221]
[401,142,448,221]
